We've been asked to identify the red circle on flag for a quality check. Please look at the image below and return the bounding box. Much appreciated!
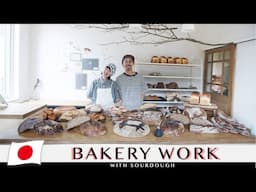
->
[17,145,33,160]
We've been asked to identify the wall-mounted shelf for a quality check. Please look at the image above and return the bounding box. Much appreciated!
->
[136,62,200,67]
[143,101,183,104]
[147,88,200,92]
[143,75,201,79]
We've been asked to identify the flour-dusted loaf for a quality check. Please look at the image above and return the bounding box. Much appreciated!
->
[80,121,107,137]
[184,107,207,120]
[113,119,150,138]
[160,118,185,136]
[190,117,219,133]
[142,110,162,125]
[170,113,190,125]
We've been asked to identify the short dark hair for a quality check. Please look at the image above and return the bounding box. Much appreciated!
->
[122,55,135,64]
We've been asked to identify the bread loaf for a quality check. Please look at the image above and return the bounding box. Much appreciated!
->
[174,57,182,64]
[189,91,200,104]
[181,57,189,64]
[151,56,160,63]
[145,95,159,100]
[160,56,167,63]
[156,82,165,88]
[166,82,178,89]
[167,57,174,63]
[200,93,211,105]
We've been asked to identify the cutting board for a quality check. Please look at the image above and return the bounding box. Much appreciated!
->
[0,101,46,119]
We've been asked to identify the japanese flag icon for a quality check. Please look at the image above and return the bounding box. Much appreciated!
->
[8,140,44,166]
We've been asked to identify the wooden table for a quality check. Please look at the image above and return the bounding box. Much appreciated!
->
[0,116,254,144]
[0,100,254,144]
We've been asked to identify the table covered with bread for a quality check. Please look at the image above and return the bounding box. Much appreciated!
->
[0,101,254,144]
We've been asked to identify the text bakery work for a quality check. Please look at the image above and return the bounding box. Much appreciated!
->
[71,145,220,161]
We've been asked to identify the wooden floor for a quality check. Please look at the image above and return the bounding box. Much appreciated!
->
[0,118,255,144]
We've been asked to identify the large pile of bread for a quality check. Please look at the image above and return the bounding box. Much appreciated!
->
[151,56,189,64]
[18,104,108,137]
[18,102,252,138]
[159,106,252,136]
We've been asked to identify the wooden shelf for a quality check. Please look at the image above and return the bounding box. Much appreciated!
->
[143,101,183,104]
[147,88,200,92]
[143,75,201,79]
[136,62,201,67]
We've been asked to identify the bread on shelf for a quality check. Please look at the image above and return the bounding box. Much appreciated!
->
[159,56,167,63]
[174,57,182,64]
[166,82,178,89]
[145,95,159,100]
[181,57,189,64]
[200,93,211,105]
[156,82,165,88]
[189,91,200,104]
[167,57,175,63]
[151,56,160,63]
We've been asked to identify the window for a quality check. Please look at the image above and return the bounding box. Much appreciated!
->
[0,24,19,101]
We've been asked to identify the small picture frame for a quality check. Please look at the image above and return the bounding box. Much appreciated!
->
[82,58,99,70]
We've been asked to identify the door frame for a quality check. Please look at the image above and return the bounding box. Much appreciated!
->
[203,43,236,115]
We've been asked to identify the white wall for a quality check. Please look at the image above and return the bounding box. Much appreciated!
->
[29,24,202,100]
[197,24,255,50]
[198,24,256,133]
[233,39,256,134]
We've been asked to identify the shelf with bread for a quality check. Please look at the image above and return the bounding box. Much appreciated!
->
[135,62,201,67]
[143,101,183,104]
[147,88,200,92]
[136,62,200,67]
[143,75,201,79]
[136,56,203,107]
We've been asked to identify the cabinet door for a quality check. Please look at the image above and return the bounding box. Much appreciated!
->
[204,44,235,115]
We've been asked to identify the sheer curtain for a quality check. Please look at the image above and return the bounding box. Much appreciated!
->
[0,24,17,100]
